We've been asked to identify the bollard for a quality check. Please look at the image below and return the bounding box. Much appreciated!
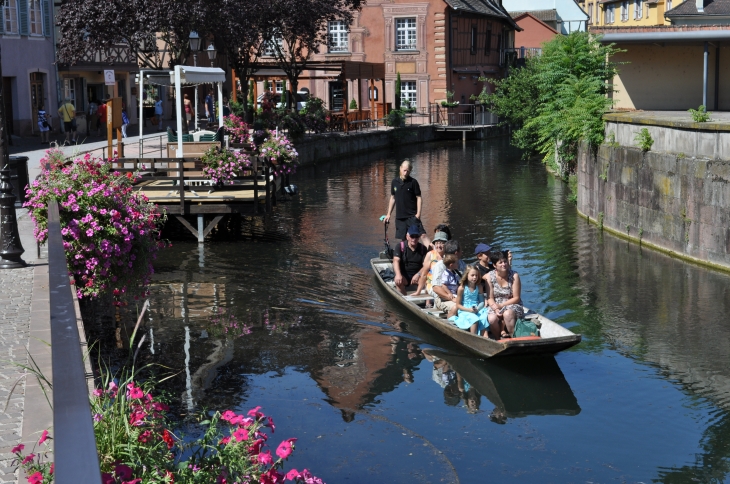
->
[0,167,26,268]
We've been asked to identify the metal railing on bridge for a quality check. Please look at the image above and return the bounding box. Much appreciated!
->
[429,104,498,127]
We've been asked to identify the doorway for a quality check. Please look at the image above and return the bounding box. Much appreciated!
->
[30,72,44,132]
[329,81,344,112]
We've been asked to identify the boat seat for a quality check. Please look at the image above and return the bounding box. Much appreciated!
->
[404,294,433,302]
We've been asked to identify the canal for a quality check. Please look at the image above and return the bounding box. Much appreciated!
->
[113,138,730,482]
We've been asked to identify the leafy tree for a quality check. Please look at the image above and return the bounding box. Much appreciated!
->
[349,98,357,110]
[485,32,622,175]
[395,72,402,110]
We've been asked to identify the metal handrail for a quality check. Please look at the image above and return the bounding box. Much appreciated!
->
[47,199,102,483]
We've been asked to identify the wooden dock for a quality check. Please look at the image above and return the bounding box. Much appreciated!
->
[114,156,281,242]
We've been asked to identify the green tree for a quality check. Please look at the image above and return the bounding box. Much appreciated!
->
[486,32,622,175]
[349,98,357,110]
[395,72,402,110]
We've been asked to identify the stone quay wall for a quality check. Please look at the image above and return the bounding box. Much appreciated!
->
[577,142,730,271]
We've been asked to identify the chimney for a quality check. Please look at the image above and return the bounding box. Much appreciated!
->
[696,0,704,12]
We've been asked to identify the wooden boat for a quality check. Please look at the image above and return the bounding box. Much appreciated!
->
[371,257,582,358]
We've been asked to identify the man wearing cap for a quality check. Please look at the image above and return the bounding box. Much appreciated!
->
[384,160,431,248]
[393,226,428,295]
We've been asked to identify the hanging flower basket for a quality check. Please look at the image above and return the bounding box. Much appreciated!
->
[201,146,251,185]
[259,133,298,176]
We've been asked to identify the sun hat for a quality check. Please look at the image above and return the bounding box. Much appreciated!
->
[432,231,449,243]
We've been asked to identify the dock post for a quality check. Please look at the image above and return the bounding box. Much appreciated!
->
[197,215,204,244]
[462,130,466,142]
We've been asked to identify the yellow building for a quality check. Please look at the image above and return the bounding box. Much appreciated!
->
[579,0,682,27]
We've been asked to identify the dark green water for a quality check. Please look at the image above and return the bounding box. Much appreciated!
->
[122,139,730,482]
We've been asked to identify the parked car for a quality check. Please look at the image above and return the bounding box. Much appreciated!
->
[257,91,310,111]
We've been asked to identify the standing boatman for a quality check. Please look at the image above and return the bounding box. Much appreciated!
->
[384,160,431,248]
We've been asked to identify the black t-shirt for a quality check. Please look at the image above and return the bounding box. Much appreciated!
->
[476,262,493,279]
[391,176,421,219]
[394,241,427,277]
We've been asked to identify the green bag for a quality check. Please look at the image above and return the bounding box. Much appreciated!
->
[513,319,540,338]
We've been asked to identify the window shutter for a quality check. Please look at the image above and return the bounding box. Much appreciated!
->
[18,0,27,35]
[0,5,5,35]
[42,0,50,36]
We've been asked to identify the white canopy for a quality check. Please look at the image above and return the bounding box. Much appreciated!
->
[171,66,226,85]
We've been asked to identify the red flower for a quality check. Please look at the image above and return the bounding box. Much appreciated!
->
[27,472,43,484]
[161,429,175,450]
[138,430,152,443]
[276,438,297,460]
[114,464,134,480]
[38,430,49,445]
[21,453,35,465]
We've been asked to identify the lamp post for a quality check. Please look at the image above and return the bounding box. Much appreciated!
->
[189,31,201,131]
[206,43,217,67]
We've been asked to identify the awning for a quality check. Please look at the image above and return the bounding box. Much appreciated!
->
[599,29,730,42]
[170,66,226,85]
[145,72,173,86]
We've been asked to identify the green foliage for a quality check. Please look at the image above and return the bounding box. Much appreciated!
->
[634,128,653,152]
[484,32,622,173]
[349,98,357,110]
[442,90,459,107]
[598,212,604,230]
[599,163,608,181]
[605,131,619,148]
[395,72,402,110]
[567,174,578,204]
[299,97,328,134]
[677,152,686,159]
[386,108,405,128]
[263,80,270,92]
[249,80,255,106]
[229,99,245,117]
[688,105,711,122]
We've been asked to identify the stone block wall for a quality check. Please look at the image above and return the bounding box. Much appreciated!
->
[577,143,730,270]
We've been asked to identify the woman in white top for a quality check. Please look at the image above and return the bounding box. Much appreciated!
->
[37,107,50,144]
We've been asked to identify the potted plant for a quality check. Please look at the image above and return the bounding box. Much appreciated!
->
[201,146,251,185]
[441,90,459,108]
[259,133,298,176]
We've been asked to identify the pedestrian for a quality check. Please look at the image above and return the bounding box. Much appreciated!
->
[222,97,231,117]
[58,97,77,144]
[205,89,214,124]
[154,96,163,131]
[384,159,430,248]
[183,93,193,130]
[37,106,51,144]
[121,103,130,138]
[97,99,107,135]
[88,97,99,136]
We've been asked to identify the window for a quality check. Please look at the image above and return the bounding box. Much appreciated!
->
[666,0,672,10]
[275,81,283,93]
[395,18,417,50]
[400,81,416,108]
[587,3,593,23]
[605,4,615,23]
[634,0,643,19]
[470,26,477,54]
[484,26,492,54]
[328,21,348,53]
[261,35,281,57]
[63,78,76,106]
[620,0,628,21]
[29,0,42,35]
[3,0,18,34]
[369,86,378,101]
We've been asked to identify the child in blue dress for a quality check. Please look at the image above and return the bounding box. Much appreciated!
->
[449,265,490,336]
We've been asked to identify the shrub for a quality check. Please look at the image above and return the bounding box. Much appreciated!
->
[24,150,166,302]
[349,98,357,110]
[277,111,307,140]
[634,128,654,152]
[386,109,405,128]
[688,105,711,122]
[300,97,329,134]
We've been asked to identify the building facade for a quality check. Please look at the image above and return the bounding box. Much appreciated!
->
[502,0,588,32]
[582,0,681,27]
[1,0,57,136]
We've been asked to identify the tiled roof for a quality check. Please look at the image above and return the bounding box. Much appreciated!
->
[509,9,559,22]
[666,0,730,16]
[444,0,522,28]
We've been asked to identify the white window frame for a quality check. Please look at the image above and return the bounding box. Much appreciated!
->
[29,0,42,36]
[3,0,18,34]
[328,20,349,53]
[261,35,282,57]
[666,0,672,10]
[63,78,76,106]
[634,0,643,19]
[275,81,283,93]
[587,3,593,24]
[605,4,615,23]
[369,86,378,101]
[395,18,417,51]
[620,0,629,21]
[401,81,417,108]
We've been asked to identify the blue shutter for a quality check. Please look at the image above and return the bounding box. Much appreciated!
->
[18,0,28,36]
[42,0,50,37]
[0,4,5,35]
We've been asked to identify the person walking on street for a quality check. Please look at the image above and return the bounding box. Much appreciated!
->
[37,106,51,144]
[205,90,214,124]
[121,103,130,138]
[58,98,77,144]
[384,159,431,248]
[97,99,107,135]
[154,96,164,131]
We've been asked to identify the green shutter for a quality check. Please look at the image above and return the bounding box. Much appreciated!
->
[18,0,28,36]
[0,4,4,35]
[42,0,50,37]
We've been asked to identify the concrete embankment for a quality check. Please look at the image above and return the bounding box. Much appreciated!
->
[577,142,730,272]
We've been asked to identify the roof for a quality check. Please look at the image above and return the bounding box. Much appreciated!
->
[666,0,730,16]
[509,9,558,22]
[512,11,560,33]
[445,0,522,29]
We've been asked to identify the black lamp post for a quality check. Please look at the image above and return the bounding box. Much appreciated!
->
[189,31,201,131]
[206,43,217,67]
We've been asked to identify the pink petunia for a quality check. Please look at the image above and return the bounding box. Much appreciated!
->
[38,430,49,445]
[276,438,297,460]
[247,406,262,417]
[232,428,248,442]
[220,410,237,422]
[257,450,273,465]
[11,443,24,454]
[285,469,302,481]
[21,453,35,465]
[27,472,43,484]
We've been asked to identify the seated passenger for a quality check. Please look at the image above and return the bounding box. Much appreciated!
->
[430,240,467,312]
[432,254,461,313]
[448,265,490,336]
[474,243,493,279]
[414,230,448,296]
[393,225,428,294]
[486,251,524,339]
[430,223,452,248]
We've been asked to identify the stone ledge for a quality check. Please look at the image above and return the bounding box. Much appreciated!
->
[604,112,730,132]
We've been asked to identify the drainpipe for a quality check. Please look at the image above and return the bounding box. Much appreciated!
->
[703,41,708,107]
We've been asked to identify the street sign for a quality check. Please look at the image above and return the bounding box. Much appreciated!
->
[104,70,115,86]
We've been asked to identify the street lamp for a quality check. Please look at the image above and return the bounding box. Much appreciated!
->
[206,43,217,67]
[189,31,201,131]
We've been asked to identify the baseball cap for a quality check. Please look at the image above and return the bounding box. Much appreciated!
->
[433,231,449,242]
[474,243,491,255]
[407,225,421,236]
